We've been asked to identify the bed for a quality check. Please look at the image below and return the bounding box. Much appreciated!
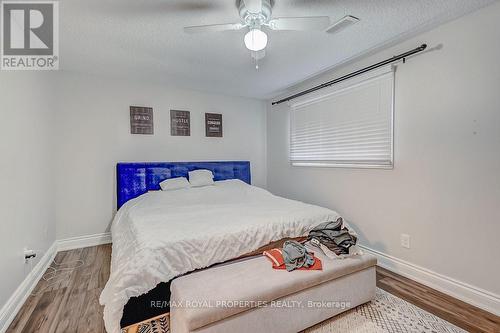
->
[100,161,376,333]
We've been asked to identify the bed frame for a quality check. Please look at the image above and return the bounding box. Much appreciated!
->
[116,161,251,327]
[117,161,251,209]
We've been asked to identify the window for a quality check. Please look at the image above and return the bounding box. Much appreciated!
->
[289,65,394,168]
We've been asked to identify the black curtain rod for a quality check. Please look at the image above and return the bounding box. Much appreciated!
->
[272,43,427,105]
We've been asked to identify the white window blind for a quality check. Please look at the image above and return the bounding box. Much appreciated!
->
[290,65,394,168]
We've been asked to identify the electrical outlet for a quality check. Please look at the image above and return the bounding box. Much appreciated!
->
[24,248,36,261]
[400,234,410,249]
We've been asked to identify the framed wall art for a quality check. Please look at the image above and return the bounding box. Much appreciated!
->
[170,110,191,136]
[205,113,223,137]
[130,106,154,135]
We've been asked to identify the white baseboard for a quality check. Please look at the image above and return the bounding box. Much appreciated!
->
[56,232,112,251]
[0,242,57,333]
[360,244,500,316]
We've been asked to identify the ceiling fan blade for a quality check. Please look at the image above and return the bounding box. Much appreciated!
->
[242,0,262,14]
[184,23,245,34]
[267,16,331,31]
[325,15,359,34]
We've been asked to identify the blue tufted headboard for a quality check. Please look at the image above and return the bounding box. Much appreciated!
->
[117,161,251,209]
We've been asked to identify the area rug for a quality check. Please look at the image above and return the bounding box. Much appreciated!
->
[122,288,466,333]
[305,288,466,333]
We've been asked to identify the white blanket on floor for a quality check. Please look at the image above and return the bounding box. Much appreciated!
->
[99,180,338,333]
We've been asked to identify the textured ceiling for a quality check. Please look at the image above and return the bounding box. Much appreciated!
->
[60,0,496,99]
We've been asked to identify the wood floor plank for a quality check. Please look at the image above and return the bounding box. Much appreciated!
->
[6,245,500,333]
[7,289,42,332]
[50,287,88,333]
[20,287,67,333]
[76,288,106,333]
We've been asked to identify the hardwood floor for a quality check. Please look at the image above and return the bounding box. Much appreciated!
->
[6,244,500,333]
[6,245,110,333]
[376,267,500,333]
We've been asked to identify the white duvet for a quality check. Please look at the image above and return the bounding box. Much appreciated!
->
[100,180,339,333]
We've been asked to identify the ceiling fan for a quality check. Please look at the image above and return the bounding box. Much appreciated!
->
[184,0,359,68]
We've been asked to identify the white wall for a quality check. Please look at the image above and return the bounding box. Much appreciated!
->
[54,71,267,239]
[0,73,57,309]
[267,1,500,306]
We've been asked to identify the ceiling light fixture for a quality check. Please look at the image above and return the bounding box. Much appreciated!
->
[244,28,267,51]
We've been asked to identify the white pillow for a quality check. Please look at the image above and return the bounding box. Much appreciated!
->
[159,177,190,191]
[188,169,214,187]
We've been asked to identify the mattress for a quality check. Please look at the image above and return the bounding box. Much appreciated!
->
[100,179,339,333]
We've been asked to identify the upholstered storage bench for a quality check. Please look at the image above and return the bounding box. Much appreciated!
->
[170,252,377,333]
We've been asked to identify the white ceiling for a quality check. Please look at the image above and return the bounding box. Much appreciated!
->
[60,0,496,99]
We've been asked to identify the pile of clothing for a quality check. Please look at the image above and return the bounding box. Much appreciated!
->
[263,217,362,272]
[307,217,362,259]
[263,240,322,272]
